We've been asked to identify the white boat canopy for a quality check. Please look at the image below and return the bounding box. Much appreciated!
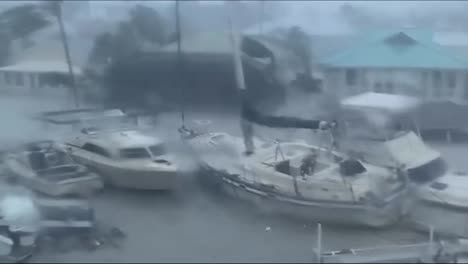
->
[37,108,125,125]
[341,92,421,115]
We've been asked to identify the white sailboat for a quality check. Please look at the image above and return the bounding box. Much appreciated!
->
[184,131,408,227]
[179,3,409,227]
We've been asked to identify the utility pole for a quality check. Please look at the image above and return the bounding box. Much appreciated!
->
[259,0,265,35]
[52,1,78,108]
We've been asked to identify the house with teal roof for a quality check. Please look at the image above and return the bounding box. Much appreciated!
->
[318,28,468,103]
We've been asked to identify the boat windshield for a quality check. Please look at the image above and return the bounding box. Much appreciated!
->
[407,157,448,183]
[149,144,166,157]
[55,151,75,165]
[119,147,152,159]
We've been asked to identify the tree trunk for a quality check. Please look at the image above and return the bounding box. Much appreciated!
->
[55,1,78,108]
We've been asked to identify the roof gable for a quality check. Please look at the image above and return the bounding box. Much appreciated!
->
[384,32,416,47]
[319,29,468,69]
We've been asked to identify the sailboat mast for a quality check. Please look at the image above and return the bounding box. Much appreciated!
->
[227,1,255,154]
[227,8,246,91]
[175,0,185,127]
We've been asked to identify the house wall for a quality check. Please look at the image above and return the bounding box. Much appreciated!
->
[0,71,38,94]
[0,71,68,99]
[323,67,468,103]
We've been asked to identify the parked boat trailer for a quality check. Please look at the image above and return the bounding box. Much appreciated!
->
[312,224,468,263]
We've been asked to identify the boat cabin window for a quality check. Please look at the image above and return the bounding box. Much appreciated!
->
[274,160,291,175]
[339,159,366,176]
[273,158,329,176]
[407,157,447,183]
[44,150,73,167]
[82,143,111,158]
[119,148,151,159]
[28,148,47,171]
[430,182,448,191]
[149,144,166,157]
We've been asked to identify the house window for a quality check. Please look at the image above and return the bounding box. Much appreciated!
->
[420,71,428,97]
[4,72,10,85]
[15,72,23,86]
[29,74,36,89]
[384,81,394,94]
[432,70,442,97]
[38,74,46,88]
[446,71,456,97]
[374,82,383,93]
[447,72,456,88]
[345,69,358,86]
[464,74,468,100]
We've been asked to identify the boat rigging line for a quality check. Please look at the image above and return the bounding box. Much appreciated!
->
[225,1,337,155]
[178,1,337,149]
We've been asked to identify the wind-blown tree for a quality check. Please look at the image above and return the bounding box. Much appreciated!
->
[87,4,171,108]
[112,21,141,60]
[129,4,167,45]
[282,26,322,93]
[87,32,114,66]
[88,4,168,67]
[286,26,312,77]
[0,3,53,64]
[0,28,11,66]
[0,4,51,40]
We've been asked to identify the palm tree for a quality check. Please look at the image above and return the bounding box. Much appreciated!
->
[44,1,78,108]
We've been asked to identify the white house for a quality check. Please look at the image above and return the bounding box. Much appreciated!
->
[318,28,468,134]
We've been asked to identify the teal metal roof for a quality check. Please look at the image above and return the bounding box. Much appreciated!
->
[319,29,468,69]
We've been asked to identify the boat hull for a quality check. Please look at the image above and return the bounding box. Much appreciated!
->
[198,165,407,228]
[406,198,468,238]
[67,151,178,191]
[101,167,178,190]
[24,177,103,198]
[4,159,104,197]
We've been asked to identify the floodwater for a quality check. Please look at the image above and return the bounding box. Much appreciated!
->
[2,94,467,263]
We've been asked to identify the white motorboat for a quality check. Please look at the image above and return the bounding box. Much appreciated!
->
[3,140,103,197]
[0,190,40,262]
[339,92,468,237]
[345,129,468,237]
[36,108,179,191]
[64,129,178,190]
[183,131,408,227]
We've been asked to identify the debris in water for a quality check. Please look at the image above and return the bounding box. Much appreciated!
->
[110,227,126,239]
[265,226,271,232]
